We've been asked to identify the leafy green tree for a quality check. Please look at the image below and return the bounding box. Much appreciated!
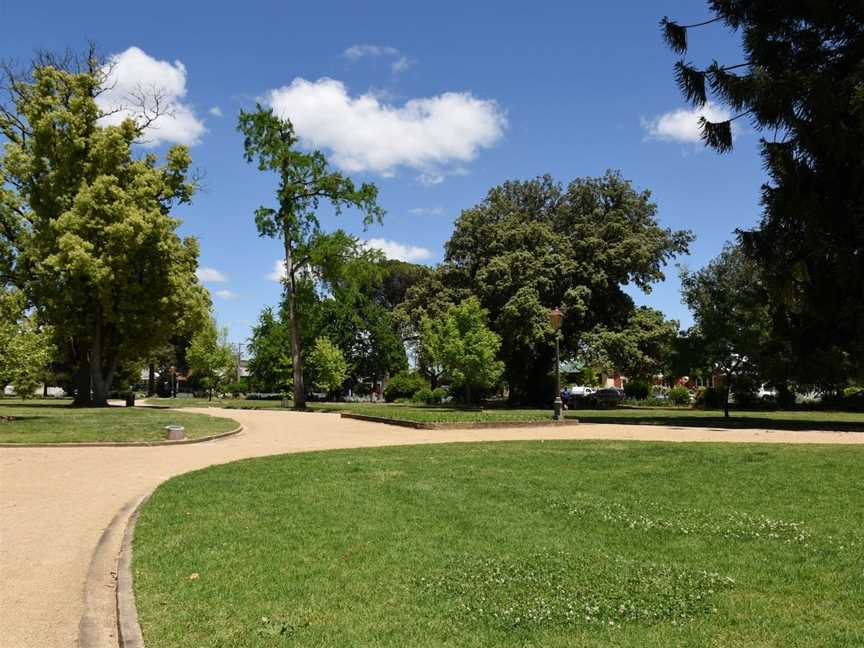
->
[370,260,431,310]
[0,289,54,397]
[443,172,692,403]
[425,297,504,404]
[680,244,771,417]
[396,268,468,385]
[306,337,348,398]
[581,307,679,381]
[238,106,383,409]
[186,317,234,401]
[661,3,864,386]
[0,50,209,406]
[247,307,294,393]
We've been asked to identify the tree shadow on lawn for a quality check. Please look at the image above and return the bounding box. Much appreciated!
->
[576,413,864,432]
[0,402,69,410]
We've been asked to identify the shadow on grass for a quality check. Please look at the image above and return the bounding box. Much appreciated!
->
[575,413,864,432]
[0,402,69,410]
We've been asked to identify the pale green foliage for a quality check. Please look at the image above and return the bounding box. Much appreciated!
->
[186,317,235,398]
[306,337,348,395]
[0,58,209,404]
[0,289,54,397]
[422,298,503,402]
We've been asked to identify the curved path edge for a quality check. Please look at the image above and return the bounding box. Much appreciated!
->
[115,495,149,648]
[0,424,242,448]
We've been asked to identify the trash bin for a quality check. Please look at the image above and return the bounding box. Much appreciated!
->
[165,425,186,441]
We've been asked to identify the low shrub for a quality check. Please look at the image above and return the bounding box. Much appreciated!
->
[623,379,651,400]
[411,387,434,404]
[246,392,285,401]
[384,371,430,403]
[224,381,246,397]
[621,397,670,407]
[668,385,691,406]
[694,386,724,409]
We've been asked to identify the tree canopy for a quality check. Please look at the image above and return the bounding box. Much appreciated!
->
[440,171,692,403]
[680,244,772,416]
[661,2,864,386]
[0,50,209,405]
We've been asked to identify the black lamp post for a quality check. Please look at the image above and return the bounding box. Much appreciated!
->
[549,307,564,420]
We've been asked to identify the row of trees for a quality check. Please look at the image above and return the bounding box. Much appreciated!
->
[246,166,695,405]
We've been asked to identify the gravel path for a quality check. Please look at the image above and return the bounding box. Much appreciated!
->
[1,407,862,648]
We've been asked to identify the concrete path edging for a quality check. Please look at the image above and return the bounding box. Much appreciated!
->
[115,495,149,648]
[0,424,242,448]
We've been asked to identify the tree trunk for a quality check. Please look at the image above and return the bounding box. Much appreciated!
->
[42,383,48,397]
[283,234,305,409]
[466,383,472,406]
[147,363,156,396]
[723,372,731,418]
[88,316,119,407]
[72,355,92,406]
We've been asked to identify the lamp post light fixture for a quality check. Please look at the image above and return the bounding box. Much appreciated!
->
[549,307,564,421]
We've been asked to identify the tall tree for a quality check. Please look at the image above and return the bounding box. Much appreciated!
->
[443,172,691,403]
[0,49,208,406]
[661,3,864,385]
[680,244,771,417]
[238,106,383,409]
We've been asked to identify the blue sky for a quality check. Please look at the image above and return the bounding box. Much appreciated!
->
[3,0,765,343]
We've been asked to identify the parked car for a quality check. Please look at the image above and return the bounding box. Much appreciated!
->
[566,387,623,409]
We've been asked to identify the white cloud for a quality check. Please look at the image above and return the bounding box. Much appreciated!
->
[214,289,237,300]
[409,207,444,216]
[97,46,205,147]
[344,44,399,60]
[391,56,413,74]
[362,238,433,263]
[196,266,227,283]
[265,78,506,181]
[642,101,732,144]
[209,106,223,117]
[343,44,415,73]
[268,260,287,282]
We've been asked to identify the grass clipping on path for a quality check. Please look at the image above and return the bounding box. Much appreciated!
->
[0,399,238,443]
[133,441,864,647]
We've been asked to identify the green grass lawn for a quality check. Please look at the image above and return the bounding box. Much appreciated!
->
[133,441,864,647]
[0,399,239,443]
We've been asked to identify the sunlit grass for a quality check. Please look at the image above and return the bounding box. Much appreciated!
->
[0,399,238,443]
[133,441,864,647]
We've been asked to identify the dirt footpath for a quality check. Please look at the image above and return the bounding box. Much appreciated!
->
[1,408,862,648]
